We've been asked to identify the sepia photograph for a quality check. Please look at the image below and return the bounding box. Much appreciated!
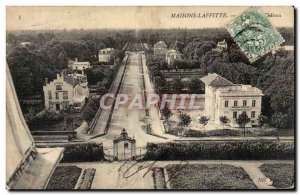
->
[5,6,295,190]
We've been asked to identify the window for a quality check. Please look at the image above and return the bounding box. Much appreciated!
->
[55,92,59,100]
[49,101,53,109]
[251,111,255,118]
[233,111,237,119]
[48,91,52,100]
[63,92,68,100]
[56,85,62,90]
[243,100,247,106]
[224,101,228,107]
[252,100,256,107]
[62,101,69,110]
[234,100,238,106]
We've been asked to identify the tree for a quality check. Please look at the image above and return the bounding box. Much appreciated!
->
[178,113,191,136]
[219,116,229,129]
[236,112,250,137]
[172,78,184,93]
[271,112,289,129]
[64,114,74,130]
[81,105,95,123]
[199,116,209,133]
[187,78,204,94]
[58,51,68,69]
[161,103,172,121]
[154,76,166,93]
[258,115,268,130]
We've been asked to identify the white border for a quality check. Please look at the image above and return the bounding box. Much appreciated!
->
[1,1,298,195]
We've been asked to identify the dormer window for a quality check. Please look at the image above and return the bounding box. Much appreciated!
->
[48,91,52,99]
[56,85,62,90]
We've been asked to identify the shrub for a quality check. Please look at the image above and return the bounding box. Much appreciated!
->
[61,143,104,162]
[38,142,104,162]
[143,141,294,161]
[207,129,240,136]
[25,111,64,129]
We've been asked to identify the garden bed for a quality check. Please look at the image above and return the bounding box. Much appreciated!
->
[166,164,257,189]
[259,163,294,189]
[152,167,167,189]
[77,168,96,189]
[46,166,82,190]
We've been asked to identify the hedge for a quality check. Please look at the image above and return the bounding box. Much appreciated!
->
[38,142,104,162]
[143,141,294,160]
[61,143,104,162]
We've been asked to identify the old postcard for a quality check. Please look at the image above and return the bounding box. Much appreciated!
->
[6,6,295,190]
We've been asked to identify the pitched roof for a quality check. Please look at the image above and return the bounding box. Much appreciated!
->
[63,74,79,87]
[200,73,234,87]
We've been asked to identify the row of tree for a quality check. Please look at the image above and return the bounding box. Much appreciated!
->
[7,30,131,101]
[161,105,268,137]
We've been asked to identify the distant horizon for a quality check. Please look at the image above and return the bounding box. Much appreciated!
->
[7,6,294,31]
[6,26,294,33]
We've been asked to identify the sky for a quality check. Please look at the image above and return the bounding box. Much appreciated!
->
[7,6,294,30]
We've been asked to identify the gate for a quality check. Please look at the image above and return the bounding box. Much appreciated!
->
[112,128,136,160]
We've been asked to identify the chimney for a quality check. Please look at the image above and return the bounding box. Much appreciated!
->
[75,58,78,62]
[45,78,48,85]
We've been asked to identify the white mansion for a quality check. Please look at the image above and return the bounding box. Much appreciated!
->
[98,48,115,63]
[68,58,91,71]
[201,73,263,127]
[43,71,89,113]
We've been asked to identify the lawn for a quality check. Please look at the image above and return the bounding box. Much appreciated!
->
[46,166,82,190]
[259,163,294,189]
[166,164,257,189]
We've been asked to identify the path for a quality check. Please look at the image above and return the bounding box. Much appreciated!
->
[93,52,168,149]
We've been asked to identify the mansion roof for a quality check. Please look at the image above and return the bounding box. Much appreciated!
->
[200,73,234,87]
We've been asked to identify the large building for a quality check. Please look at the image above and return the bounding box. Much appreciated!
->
[99,48,115,63]
[166,49,182,66]
[43,72,89,113]
[201,73,263,127]
[68,58,91,71]
[153,41,168,56]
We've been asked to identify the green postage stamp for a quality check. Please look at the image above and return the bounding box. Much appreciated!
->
[226,7,284,63]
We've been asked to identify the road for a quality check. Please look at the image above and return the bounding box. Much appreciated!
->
[93,52,167,149]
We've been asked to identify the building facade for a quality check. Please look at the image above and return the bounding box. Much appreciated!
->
[201,73,263,127]
[212,39,228,52]
[43,72,89,113]
[153,41,168,56]
[99,48,115,63]
[68,58,91,71]
[166,49,182,66]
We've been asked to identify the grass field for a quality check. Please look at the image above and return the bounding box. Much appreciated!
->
[166,164,257,189]
[46,166,82,190]
[259,163,294,189]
